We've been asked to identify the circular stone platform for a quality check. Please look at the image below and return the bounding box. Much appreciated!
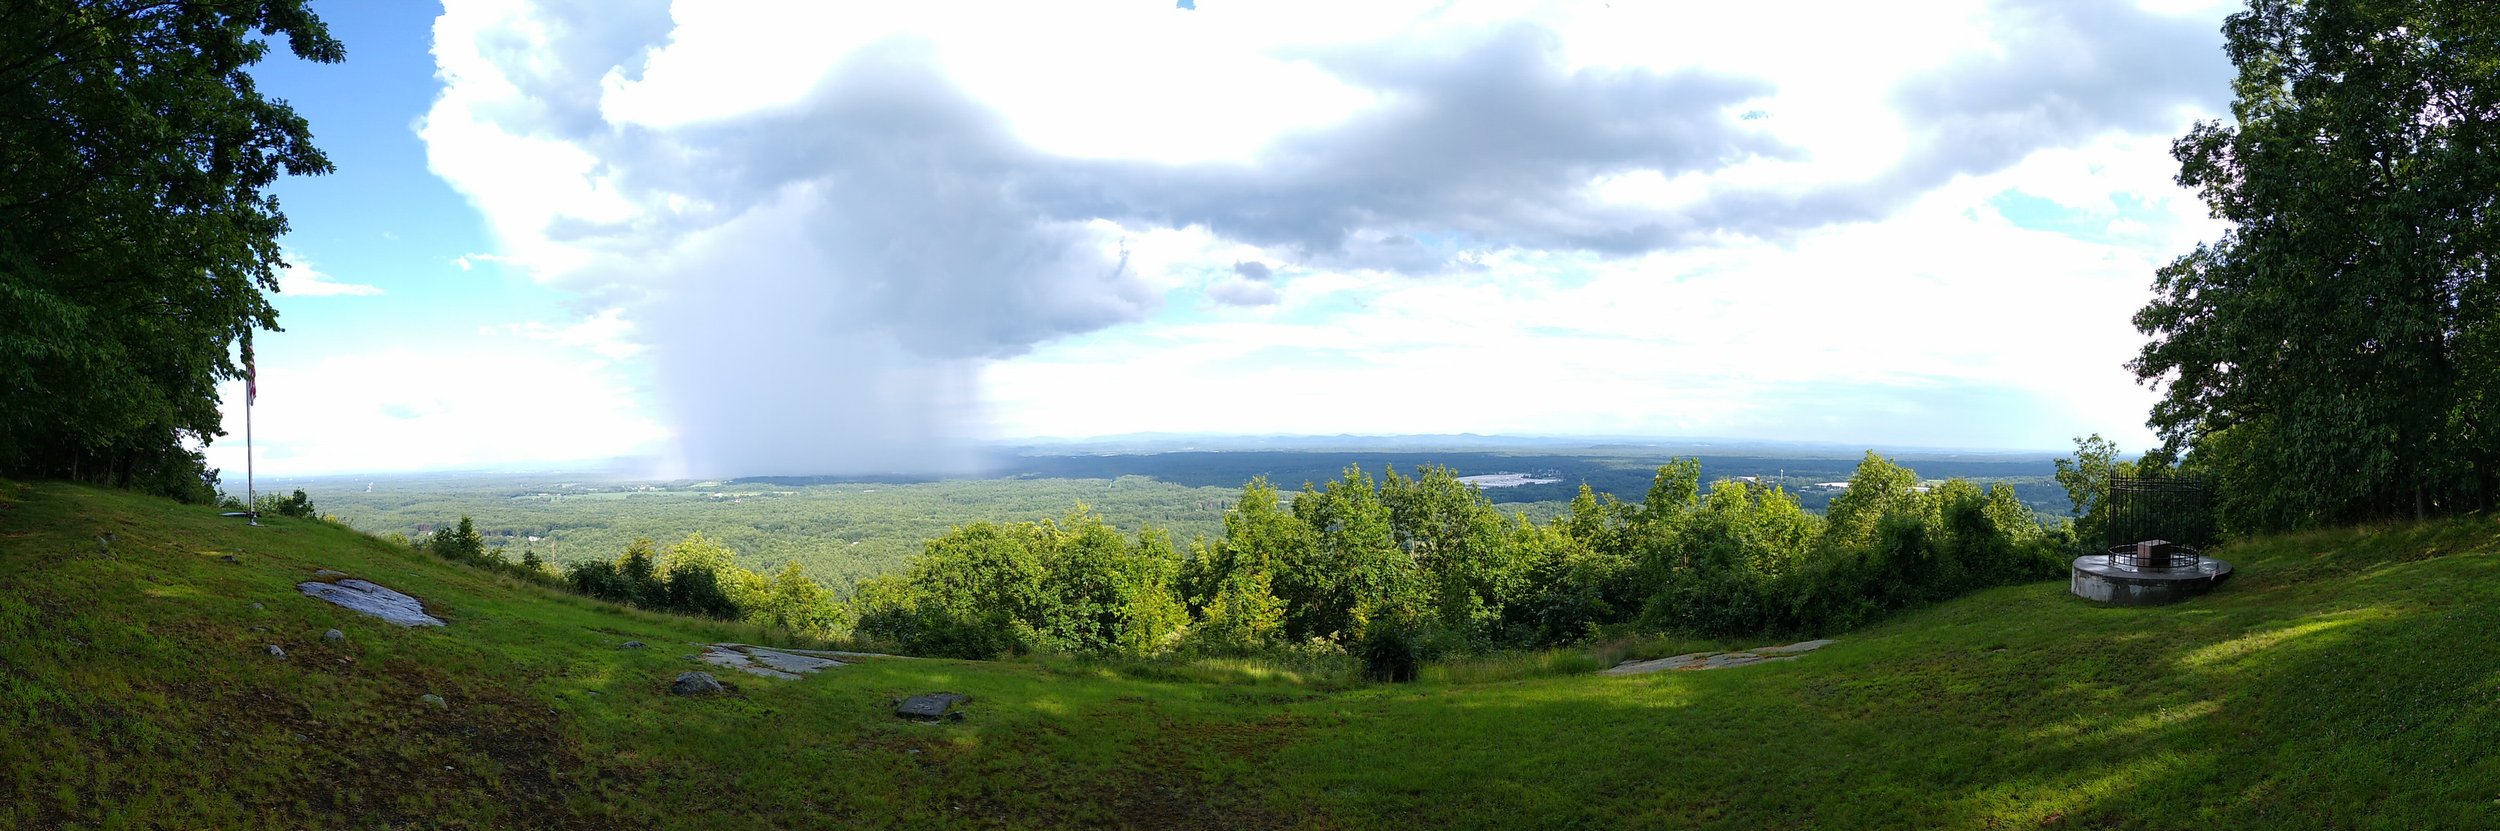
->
[2070,555,2233,606]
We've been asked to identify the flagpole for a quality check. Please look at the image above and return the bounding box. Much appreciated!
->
[246,356,257,527]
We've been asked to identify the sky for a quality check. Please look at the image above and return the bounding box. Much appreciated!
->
[208,0,2244,479]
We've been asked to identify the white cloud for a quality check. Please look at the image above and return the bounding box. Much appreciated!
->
[986,141,2215,449]
[410,0,2235,468]
[204,329,667,477]
[484,307,645,360]
[275,255,384,297]
[451,252,506,271]
[1206,278,1282,307]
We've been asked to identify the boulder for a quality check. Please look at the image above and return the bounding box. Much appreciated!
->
[420,693,447,709]
[670,671,725,696]
[895,692,971,722]
[322,629,345,643]
[263,644,286,659]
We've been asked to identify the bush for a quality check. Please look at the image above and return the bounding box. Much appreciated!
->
[1357,619,1420,683]
[255,488,316,519]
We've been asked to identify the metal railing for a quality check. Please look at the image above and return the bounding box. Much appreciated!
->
[2107,475,2213,551]
[2105,540,2202,571]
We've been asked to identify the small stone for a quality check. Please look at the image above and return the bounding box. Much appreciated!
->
[65,636,86,647]
[248,602,264,610]
[220,553,240,564]
[250,626,268,633]
[264,645,286,659]
[670,671,725,696]
[622,641,646,649]
[420,693,447,709]
[323,629,345,643]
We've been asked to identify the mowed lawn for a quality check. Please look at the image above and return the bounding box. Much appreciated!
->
[4,480,2496,829]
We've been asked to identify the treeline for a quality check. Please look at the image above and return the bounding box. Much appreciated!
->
[411,518,844,632]
[393,453,2066,678]
[851,454,2067,676]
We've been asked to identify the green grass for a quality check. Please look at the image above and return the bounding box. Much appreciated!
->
[6,480,2498,829]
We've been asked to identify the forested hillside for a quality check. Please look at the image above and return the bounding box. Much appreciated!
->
[297,448,2069,592]
[313,474,1239,586]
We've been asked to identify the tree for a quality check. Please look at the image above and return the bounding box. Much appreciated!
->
[1183,568,1286,656]
[0,1,341,497]
[1381,465,1519,648]
[1285,467,1422,645]
[616,539,661,607]
[2133,0,2499,528]
[1818,452,1922,554]
[451,516,485,561]
[760,561,832,631]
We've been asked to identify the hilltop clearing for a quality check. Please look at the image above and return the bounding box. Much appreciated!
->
[4,481,2495,829]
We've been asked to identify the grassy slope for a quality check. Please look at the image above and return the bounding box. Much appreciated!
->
[5,481,2497,830]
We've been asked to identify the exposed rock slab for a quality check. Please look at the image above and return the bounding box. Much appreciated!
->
[298,578,445,627]
[694,643,849,679]
[1604,640,1837,676]
[1752,639,1835,655]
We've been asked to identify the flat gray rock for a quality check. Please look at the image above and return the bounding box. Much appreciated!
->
[745,647,845,675]
[670,671,725,695]
[697,646,798,679]
[896,693,971,722]
[1701,653,1765,669]
[694,643,848,679]
[1602,640,1838,675]
[298,579,445,627]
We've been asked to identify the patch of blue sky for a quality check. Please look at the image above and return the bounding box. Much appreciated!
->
[244,3,580,361]
[1988,189,2165,244]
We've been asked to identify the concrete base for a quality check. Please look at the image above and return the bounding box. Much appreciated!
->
[2070,555,2233,606]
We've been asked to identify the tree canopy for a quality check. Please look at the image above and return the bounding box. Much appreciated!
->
[0,0,339,499]
[2134,0,2498,530]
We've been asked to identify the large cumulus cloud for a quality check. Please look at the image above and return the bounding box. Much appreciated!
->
[421,0,2230,476]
